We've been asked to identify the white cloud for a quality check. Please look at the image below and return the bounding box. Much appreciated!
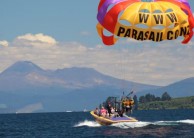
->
[0,33,194,86]
[0,40,9,47]
[15,33,57,47]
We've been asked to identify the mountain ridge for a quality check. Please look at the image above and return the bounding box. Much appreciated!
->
[0,61,193,113]
[137,77,194,98]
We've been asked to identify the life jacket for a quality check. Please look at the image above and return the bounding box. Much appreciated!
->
[122,99,134,107]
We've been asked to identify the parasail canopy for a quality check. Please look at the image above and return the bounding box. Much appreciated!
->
[97,0,194,45]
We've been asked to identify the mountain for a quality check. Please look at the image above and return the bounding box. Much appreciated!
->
[2,61,43,74]
[0,61,159,113]
[0,61,194,113]
[137,77,194,98]
[0,61,158,92]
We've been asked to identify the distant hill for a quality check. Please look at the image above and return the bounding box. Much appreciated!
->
[137,77,194,98]
[138,96,194,110]
[0,61,159,113]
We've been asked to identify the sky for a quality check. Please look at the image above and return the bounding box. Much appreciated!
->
[0,0,194,86]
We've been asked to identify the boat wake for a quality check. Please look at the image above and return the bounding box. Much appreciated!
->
[112,119,194,129]
[178,119,194,124]
[74,119,194,128]
[74,120,101,127]
[112,121,151,129]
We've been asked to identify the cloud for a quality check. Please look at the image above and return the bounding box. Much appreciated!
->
[15,33,57,47]
[119,38,144,44]
[1,33,194,86]
[0,40,9,47]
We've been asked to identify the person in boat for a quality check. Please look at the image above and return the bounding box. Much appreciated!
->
[94,107,100,116]
[126,102,132,112]
[122,97,134,113]
[115,109,124,117]
[100,106,107,117]
[106,102,112,117]
[120,109,125,117]
[111,107,115,115]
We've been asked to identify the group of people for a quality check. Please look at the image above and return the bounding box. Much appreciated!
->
[93,92,134,118]
[94,103,122,118]
[94,98,134,118]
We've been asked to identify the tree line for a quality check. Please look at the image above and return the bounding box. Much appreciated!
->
[139,92,171,104]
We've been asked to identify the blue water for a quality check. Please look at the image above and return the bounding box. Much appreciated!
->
[0,109,194,138]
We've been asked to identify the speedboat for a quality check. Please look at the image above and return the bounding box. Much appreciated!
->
[90,111,138,125]
[90,91,138,125]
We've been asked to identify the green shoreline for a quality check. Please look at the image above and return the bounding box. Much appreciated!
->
[138,96,194,110]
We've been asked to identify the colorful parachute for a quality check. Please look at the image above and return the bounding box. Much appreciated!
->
[97,0,194,45]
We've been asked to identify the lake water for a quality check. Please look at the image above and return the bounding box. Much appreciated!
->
[0,109,194,138]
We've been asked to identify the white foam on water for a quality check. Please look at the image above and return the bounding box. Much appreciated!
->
[153,121,179,126]
[74,120,101,127]
[111,119,194,129]
[112,121,151,129]
[153,120,194,126]
[178,119,194,125]
[74,119,194,128]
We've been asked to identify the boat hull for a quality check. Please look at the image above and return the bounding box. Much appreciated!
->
[90,111,138,125]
